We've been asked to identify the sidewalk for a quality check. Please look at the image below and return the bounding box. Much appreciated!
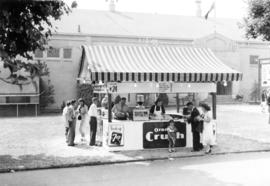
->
[1,104,270,173]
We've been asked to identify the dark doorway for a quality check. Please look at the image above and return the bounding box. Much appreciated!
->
[217,81,232,95]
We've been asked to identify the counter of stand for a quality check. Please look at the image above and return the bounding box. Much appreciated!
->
[98,118,193,151]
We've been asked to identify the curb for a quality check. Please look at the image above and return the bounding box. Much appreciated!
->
[1,148,270,174]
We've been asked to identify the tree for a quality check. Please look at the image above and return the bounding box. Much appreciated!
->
[77,84,94,107]
[250,81,260,102]
[0,0,76,89]
[244,0,270,41]
[40,78,55,109]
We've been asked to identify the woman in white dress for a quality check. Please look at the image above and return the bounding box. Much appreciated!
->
[200,103,214,154]
[77,98,88,142]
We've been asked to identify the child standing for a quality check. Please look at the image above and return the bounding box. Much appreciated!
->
[167,119,178,153]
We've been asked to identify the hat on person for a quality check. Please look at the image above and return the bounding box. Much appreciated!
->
[78,98,84,103]
[186,102,193,106]
[70,99,76,104]
[200,103,211,111]
[169,119,174,123]
[66,100,71,106]
[92,97,98,102]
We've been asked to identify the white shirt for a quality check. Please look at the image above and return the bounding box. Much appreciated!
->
[88,103,98,118]
[62,106,69,127]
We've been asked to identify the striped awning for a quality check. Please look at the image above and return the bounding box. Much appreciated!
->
[79,45,242,82]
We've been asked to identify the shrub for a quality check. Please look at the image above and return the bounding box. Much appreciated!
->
[77,84,94,107]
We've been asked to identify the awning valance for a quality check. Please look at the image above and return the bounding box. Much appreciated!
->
[79,45,242,82]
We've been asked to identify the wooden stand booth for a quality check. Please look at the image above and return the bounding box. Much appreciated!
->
[78,45,242,151]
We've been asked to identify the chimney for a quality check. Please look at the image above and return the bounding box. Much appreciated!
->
[78,25,81,33]
[107,0,118,12]
[195,0,202,17]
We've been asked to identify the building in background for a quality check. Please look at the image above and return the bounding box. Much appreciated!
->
[2,3,265,113]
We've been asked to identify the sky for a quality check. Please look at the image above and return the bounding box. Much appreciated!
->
[65,0,248,19]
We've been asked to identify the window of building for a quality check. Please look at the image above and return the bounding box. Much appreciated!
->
[63,48,72,59]
[47,48,60,58]
[250,55,259,65]
[34,49,43,58]
[6,96,30,103]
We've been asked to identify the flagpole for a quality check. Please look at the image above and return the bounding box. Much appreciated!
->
[214,0,216,34]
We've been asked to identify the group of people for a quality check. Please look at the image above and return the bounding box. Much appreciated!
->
[111,96,167,120]
[165,101,214,154]
[62,97,99,146]
[63,95,214,154]
[185,101,214,153]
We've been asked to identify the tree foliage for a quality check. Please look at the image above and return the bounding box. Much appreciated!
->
[244,0,270,41]
[250,81,260,102]
[40,78,55,109]
[0,0,70,59]
[77,84,94,107]
[0,0,74,88]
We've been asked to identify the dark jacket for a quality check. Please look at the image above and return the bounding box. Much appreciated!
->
[183,107,191,115]
[187,107,202,133]
[267,96,270,106]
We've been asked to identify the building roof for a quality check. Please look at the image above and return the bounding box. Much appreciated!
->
[79,45,242,82]
[54,9,248,42]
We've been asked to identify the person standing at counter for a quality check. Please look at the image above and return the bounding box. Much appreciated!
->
[67,99,77,146]
[149,98,165,119]
[186,102,203,151]
[101,95,108,109]
[88,97,98,146]
[76,98,88,142]
[199,103,214,154]
[62,100,71,143]
[183,102,192,116]
[112,97,129,120]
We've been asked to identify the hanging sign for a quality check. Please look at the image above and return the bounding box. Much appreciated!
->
[158,82,171,93]
[93,85,107,93]
[107,83,118,93]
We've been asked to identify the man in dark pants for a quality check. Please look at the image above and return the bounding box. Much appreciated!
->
[88,97,98,146]
[67,100,77,146]
[186,102,203,151]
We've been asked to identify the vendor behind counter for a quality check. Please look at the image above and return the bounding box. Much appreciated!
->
[112,97,129,120]
[149,98,166,120]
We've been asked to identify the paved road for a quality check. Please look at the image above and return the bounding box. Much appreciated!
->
[1,151,270,186]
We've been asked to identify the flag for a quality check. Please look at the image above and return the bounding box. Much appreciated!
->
[205,2,215,20]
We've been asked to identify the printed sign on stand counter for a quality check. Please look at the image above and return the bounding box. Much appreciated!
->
[108,124,124,146]
[261,63,270,87]
[143,121,186,149]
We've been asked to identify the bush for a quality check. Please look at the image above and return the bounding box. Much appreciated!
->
[249,81,259,102]
[39,78,55,109]
[77,84,94,107]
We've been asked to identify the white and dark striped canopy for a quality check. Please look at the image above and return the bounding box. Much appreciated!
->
[79,45,242,82]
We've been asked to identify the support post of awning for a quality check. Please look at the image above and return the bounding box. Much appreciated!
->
[258,59,262,102]
[108,93,112,122]
[211,92,217,119]
[176,93,180,113]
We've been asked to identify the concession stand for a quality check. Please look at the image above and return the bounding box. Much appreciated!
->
[78,44,242,151]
